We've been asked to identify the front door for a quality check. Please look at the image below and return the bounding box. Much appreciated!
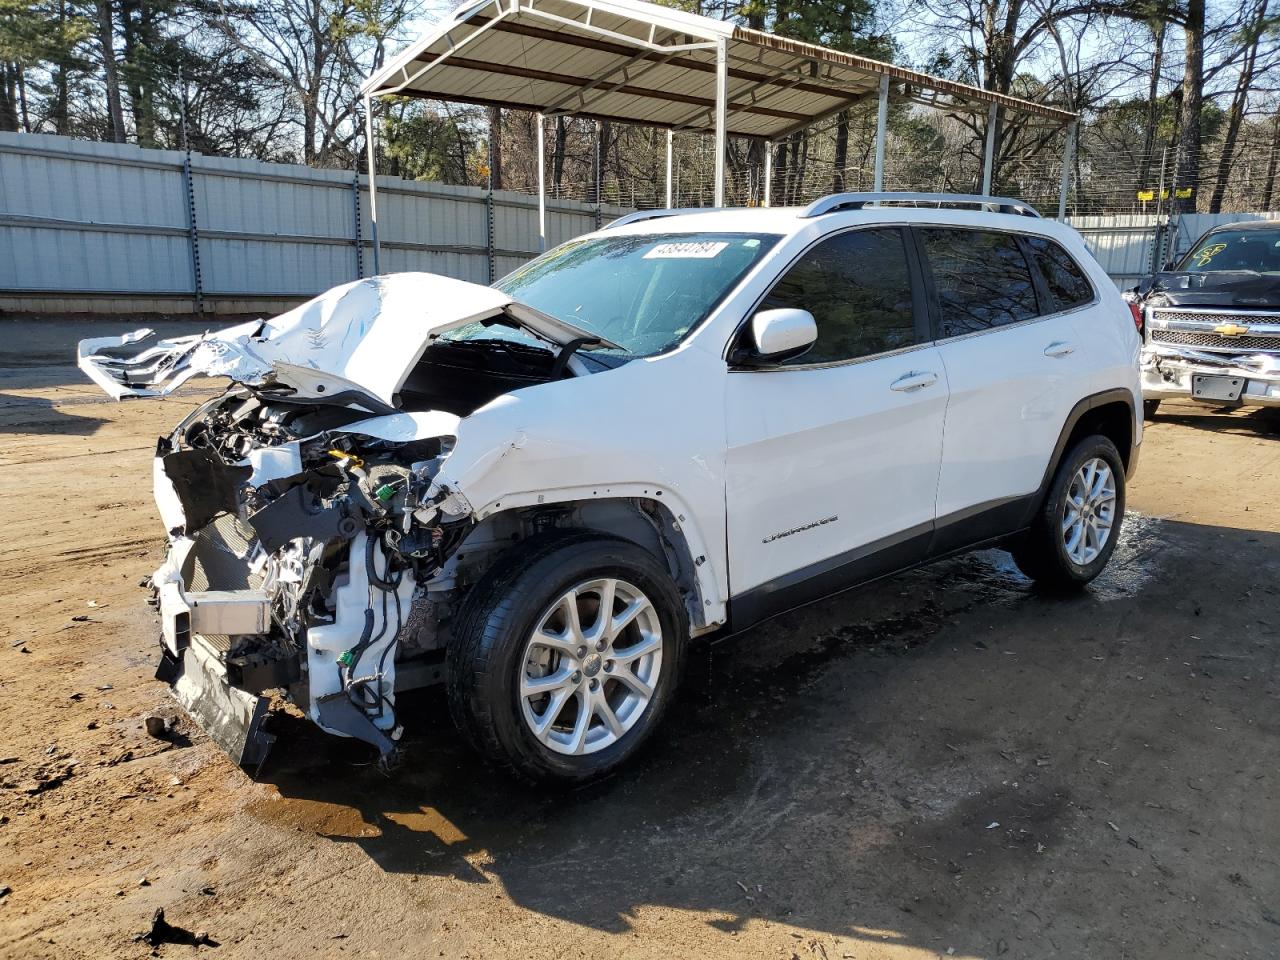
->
[723,226,949,625]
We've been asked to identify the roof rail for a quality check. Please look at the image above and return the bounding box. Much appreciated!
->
[604,208,722,230]
[801,192,1041,219]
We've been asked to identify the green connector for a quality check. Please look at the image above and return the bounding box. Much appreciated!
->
[337,650,354,667]
[375,483,397,502]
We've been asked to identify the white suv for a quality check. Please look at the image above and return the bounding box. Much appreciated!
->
[80,192,1142,782]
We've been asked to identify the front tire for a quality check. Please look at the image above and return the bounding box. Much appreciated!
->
[1010,435,1126,590]
[447,532,688,783]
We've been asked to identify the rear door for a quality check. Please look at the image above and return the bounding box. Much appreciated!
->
[724,226,948,623]
[917,227,1096,553]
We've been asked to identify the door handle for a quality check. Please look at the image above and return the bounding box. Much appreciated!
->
[1044,341,1075,358]
[890,371,939,392]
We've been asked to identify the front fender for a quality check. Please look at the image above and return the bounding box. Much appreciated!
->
[438,348,732,628]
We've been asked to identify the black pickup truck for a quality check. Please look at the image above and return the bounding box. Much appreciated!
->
[1128,219,1280,416]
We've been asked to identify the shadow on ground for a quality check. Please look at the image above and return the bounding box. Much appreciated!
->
[249,514,1280,956]
[1150,400,1280,437]
[0,392,110,435]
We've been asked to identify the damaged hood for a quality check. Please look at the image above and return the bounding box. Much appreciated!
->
[79,272,617,403]
[1135,270,1280,308]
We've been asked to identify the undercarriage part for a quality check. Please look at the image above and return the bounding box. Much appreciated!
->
[397,588,448,656]
[227,644,302,694]
[158,643,276,771]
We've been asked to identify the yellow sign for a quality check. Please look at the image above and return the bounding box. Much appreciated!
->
[1175,187,1193,199]
[1213,323,1250,337]
[1137,190,1154,201]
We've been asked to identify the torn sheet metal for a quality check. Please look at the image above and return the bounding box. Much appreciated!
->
[77,273,615,404]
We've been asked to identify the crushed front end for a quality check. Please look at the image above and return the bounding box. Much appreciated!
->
[148,387,471,770]
[1140,306,1280,408]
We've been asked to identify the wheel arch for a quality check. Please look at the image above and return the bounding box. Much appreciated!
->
[453,491,724,633]
[1030,388,1137,524]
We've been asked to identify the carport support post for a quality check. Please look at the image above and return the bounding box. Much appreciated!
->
[363,95,381,276]
[665,129,673,208]
[763,141,772,207]
[980,102,997,196]
[713,37,728,207]
[873,75,889,192]
[537,112,547,252]
[1058,121,1077,221]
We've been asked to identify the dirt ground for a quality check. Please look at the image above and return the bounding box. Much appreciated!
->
[1,318,1278,960]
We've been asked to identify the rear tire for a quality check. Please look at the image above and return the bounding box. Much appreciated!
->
[1143,398,1161,420]
[447,531,688,783]
[1010,435,1126,590]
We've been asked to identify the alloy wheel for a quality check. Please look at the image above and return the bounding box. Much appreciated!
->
[1061,457,1117,565]
[518,578,663,756]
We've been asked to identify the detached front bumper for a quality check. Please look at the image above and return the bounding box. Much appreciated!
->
[154,542,280,770]
[156,640,276,770]
[1141,346,1280,408]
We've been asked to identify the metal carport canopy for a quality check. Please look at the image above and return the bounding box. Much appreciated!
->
[359,0,1078,268]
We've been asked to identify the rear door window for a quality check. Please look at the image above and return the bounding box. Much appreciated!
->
[1024,236,1095,311]
[919,228,1039,337]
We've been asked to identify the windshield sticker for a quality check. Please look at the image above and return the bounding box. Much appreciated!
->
[1193,242,1227,267]
[644,241,729,260]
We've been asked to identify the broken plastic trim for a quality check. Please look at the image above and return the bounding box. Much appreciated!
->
[245,483,362,553]
[158,644,276,772]
[314,691,397,757]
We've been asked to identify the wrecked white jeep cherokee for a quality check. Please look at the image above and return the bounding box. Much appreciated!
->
[79,193,1142,783]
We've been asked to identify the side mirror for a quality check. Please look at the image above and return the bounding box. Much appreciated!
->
[748,308,817,363]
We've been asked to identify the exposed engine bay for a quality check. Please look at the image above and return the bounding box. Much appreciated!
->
[77,273,628,769]
[152,378,480,767]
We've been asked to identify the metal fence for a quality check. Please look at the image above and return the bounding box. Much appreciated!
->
[0,132,630,315]
[4,132,1279,314]
[1067,210,1280,289]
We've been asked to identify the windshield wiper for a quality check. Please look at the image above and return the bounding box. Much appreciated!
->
[550,336,604,378]
[448,337,550,355]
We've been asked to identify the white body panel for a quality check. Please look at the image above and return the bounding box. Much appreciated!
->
[933,314,1087,518]
[439,342,734,625]
[724,346,948,593]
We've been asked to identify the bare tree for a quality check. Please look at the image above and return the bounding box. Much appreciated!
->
[213,0,419,165]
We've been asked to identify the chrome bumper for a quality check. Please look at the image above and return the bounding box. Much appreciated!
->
[1141,346,1280,408]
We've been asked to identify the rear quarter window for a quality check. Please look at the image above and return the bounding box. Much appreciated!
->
[1025,235,1095,312]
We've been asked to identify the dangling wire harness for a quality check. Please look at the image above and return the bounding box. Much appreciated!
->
[337,532,405,722]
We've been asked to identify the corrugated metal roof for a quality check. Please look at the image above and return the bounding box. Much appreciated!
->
[363,0,1076,137]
